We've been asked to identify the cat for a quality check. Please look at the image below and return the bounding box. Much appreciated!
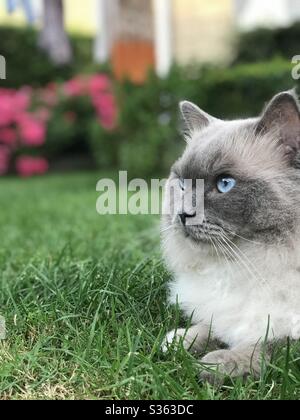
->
[161,90,300,384]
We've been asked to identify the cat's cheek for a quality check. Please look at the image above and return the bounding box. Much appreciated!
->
[208,187,219,195]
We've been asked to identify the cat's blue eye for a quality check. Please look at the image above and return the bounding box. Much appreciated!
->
[216,176,236,193]
[179,177,185,190]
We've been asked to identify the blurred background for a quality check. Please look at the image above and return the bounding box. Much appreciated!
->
[1,0,300,178]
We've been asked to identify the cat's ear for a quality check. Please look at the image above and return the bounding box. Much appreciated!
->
[256,91,300,157]
[179,101,215,134]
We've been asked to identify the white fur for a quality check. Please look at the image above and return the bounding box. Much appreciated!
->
[162,226,300,347]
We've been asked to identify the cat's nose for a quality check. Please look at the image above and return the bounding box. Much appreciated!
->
[179,211,196,226]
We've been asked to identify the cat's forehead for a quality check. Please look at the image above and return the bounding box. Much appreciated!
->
[176,119,285,179]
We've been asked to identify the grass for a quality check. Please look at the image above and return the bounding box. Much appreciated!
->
[0,172,300,400]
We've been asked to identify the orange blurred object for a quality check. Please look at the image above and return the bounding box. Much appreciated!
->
[111,40,155,84]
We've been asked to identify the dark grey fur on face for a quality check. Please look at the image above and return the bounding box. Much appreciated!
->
[167,91,300,244]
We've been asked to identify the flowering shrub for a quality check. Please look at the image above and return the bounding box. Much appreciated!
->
[0,74,117,176]
[62,74,116,130]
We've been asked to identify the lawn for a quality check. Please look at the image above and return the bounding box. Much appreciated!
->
[0,172,299,400]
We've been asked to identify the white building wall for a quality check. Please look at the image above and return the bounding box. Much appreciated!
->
[172,0,235,65]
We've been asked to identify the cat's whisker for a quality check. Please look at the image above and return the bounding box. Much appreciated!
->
[199,224,226,270]
[220,233,272,293]
[160,225,175,234]
[204,228,222,266]
[214,236,237,278]
[208,236,220,261]
[223,229,262,245]
[216,234,248,280]
[222,233,265,277]
[199,226,238,277]
[219,234,259,277]
[219,237,262,289]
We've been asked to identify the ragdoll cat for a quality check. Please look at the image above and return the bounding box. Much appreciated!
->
[161,91,300,384]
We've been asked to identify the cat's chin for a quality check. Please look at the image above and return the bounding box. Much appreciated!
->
[185,232,211,244]
[182,226,222,244]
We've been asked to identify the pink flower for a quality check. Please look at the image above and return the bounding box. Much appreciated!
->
[92,93,117,130]
[19,115,46,146]
[63,77,87,97]
[14,88,31,112]
[16,156,49,177]
[88,74,110,95]
[35,107,51,122]
[0,127,17,145]
[92,93,115,109]
[0,95,15,126]
[0,87,32,127]
[0,88,14,96]
[39,87,58,107]
[0,145,10,175]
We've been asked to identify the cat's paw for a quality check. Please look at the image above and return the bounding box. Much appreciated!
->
[199,349,239,386]
[161,328,191,353]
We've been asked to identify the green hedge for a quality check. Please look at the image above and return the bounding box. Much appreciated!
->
[100,59,297,177]
[0,25,107,88]
[234,22,300,63]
